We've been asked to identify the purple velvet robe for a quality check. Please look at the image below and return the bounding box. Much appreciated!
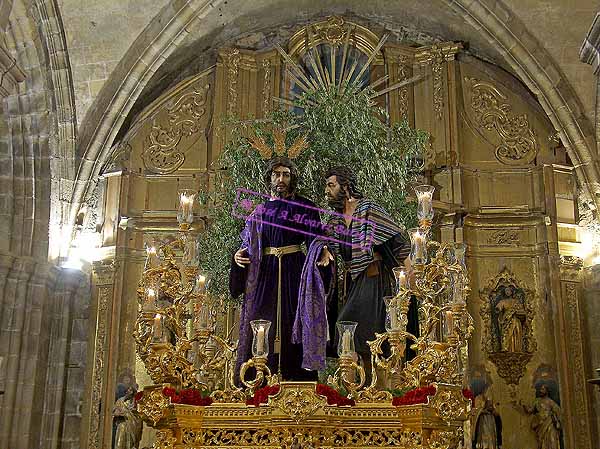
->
[232,195,321,381]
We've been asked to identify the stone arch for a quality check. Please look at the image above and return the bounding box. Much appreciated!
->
[71,0,599,232]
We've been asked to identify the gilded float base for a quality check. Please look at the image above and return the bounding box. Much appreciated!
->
[142,382,469,449]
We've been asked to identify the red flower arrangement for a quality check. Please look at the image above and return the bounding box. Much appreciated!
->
[245,384,281,406]
[462,388,475,406]
[392,385,437,406]
[162,387,213,406]
[316,384,355,406]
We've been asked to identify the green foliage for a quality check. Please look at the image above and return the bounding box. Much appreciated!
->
[388,386,413,398]
[199,85,428,301]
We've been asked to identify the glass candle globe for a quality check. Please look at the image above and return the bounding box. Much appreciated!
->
[250,319,271,358]
[409,228,428,265]
[414,185,435,222]
[336,321,358,357]
[177,189,197,225]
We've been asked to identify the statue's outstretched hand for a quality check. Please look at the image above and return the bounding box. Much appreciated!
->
[317,246,334,267]
[234,247,250,268]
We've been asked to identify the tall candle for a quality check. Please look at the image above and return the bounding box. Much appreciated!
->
[342,330,351,355]
[445,311,454,336]
[145,246,158,268]
[398,270,407,289]
[153,313,163,340]
[415,232,425,257]
[177,190,196,225]
[256,327,265,354]
[390,306,399,330]
[144,287,156,312]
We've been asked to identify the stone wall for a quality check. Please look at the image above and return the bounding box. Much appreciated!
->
[0,255,90,449]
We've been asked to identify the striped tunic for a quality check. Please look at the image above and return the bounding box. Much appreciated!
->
[325,198,409,279]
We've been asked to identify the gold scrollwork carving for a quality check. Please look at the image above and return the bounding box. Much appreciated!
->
[153,429,176,449]
[192,428,424,448]
[430,388,470,423]
[479,268,537,386]
[142,83,210,174]
[314,16,346,46]
[270,384,327,423]
[427,428,463,449]
[465,77,538,165]
[431,45,444,120]
[397,57,410,121]
[138,386,171,426]
[262,58,272,114]
[225,48,241,115]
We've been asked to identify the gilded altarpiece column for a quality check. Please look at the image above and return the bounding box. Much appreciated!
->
[85,259,116,449]
[557,257,594,449]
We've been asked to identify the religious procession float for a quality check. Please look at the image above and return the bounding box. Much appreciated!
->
[132,22,475,449]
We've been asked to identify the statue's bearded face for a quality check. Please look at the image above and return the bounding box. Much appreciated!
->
[271,165,292,198]
[325,175,347,212]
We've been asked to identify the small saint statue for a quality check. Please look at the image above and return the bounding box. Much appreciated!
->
[473,398,502,449]
[112,385,142,449]
[519,384,561,449]
[495,286,526,352]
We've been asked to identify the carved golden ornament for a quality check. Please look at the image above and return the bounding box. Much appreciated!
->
[239,355,273,394]
[327,355,366,399]
[262,58,272,114]
[431,45,444,120]
[414,42,461,122]
[465,77,538,165]
[397,58,410,121]
[153,429,176,449]
[224,48,240,115]
[181,426,424,448]
[315,16,346,46]
[488,352,533,386]
[427,428,463,449]
[488,229,520,246]
[287,16,381,59]
[142,82,210,174]
[138,386,171,425]
[429,386,471,423]
[247,126,309,160]
[270,383,327,423]
[357,386,393,403]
